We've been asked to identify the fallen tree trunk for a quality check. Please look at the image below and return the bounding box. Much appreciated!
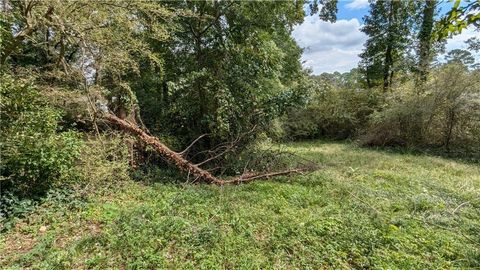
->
[103,113,312,185]
[104,113,224,185]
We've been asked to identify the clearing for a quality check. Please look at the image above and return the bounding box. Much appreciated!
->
[1,141,479,269]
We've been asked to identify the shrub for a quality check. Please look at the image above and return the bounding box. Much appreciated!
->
[423,64,480,151]
[0,74,82,197]
[282,83,380,140]
[77,133,130,186]
[359,64,480,153]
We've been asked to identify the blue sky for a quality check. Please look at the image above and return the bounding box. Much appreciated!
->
[293,0,479,74]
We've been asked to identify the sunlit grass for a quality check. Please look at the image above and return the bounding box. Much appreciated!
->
[1,141,479,269]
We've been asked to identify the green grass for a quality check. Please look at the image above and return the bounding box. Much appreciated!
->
[1,141,479,269]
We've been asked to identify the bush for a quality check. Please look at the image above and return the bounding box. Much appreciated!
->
[359,64,480,153]
[282,82,379,140]
[0,74,82,197]
[359,84,425,147]
[77,133,131,186]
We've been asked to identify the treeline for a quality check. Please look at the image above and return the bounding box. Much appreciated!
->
[282,62,480,152]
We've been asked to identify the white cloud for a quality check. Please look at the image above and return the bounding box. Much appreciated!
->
[441,27,480,62]
[292,16,367,74]
[445,27,478,51]
[345,0,369,10]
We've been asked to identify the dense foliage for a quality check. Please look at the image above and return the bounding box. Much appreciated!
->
[282,75,379,140]
[0,74,82,197]
[282,62,480,155]
[1,0,478,196]
[132,1,307,149]
[361,64,480,150]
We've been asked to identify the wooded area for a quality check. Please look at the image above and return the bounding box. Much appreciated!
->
[1,0,479,268]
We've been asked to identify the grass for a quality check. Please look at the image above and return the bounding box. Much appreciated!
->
[1,141,479,269]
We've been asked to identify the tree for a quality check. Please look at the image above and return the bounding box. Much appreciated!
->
[1,0,174,122]
[130,1,338,153]
[417,0,437,83]
[445,49,475,67]
[359,0,414,90]
[466,37,480,52]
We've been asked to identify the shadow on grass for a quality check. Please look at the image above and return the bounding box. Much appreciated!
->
[130,165,186,185]
[356,144,480,165]
[284,138,479,166]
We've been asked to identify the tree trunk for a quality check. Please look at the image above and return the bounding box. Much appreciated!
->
[104,113,224,184]
[444,108,455,151]
[417,0,436,85]
[383,1,395,91]
[383,44,393,90]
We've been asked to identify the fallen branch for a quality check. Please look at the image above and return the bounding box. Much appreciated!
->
[178,133,208,157]
[102,113,314,185]
[224,168,311,184]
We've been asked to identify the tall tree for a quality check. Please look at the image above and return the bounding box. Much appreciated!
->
[359,0,413,90]
[1,0,174,124]
[131,1,338,151]
[445,49,476,67]
[417,0,437,83]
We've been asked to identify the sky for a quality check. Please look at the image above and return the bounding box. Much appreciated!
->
[292,0,479,74]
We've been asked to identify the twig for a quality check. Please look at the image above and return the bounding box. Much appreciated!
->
[451,201,469,215]
[224,167,312,185]
[178,134,209,156]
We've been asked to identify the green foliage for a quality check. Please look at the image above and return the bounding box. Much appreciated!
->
[359,0,417,89]
[131,1,320,151]
[417,0,437,82]
[282,75,380,140]
[281,62,479,156]
[1,0,174,118]
[436,0,480,40]
[360,63,480,153]
[77,133,131,186]
[0,74,82,197]
[1,141,479,268]
[445,49,476,67]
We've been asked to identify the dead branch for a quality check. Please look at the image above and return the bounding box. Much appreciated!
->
[224,167,312,184]
[103,113,224,185]
[190,124,257,166]
[178,133,208,156]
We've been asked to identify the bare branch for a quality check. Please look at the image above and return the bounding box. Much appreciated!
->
[224,167,312,185]
[178,133,209,156]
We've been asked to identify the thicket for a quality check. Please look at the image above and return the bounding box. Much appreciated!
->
[281,75,380,140]
[0,74,82,222]
[361,64,480,152]
[280,63,480,156]
[0,74,82,198]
